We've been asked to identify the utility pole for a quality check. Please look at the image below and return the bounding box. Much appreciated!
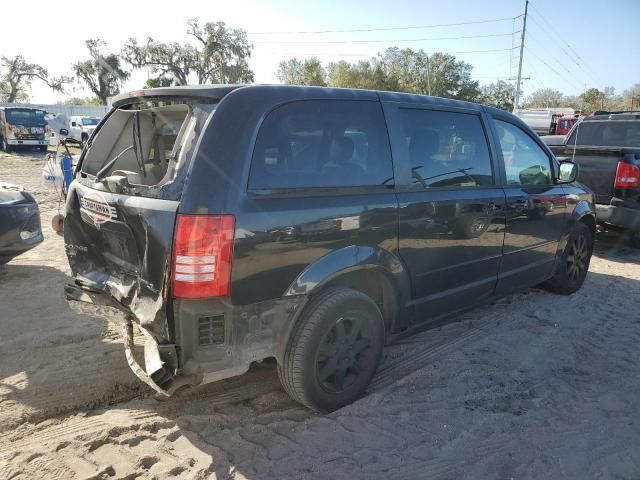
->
[514,0,529,111]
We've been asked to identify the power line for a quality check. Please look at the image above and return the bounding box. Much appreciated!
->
[248,15,523,35]
[528,14,600,87]
[527,4,606,86]
[254,32,518,45]
[524,46,583,91]
[260,47,518,57]
[526,32,587,89]
[527,16,590,79]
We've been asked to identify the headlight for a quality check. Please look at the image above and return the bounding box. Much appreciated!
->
[0,191,27,205]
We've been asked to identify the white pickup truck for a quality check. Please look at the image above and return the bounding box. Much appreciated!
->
[68,116,101,144]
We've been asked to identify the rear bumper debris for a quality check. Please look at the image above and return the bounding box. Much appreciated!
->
[65,282,200,396]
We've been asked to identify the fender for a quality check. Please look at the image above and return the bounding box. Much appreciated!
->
[555,197,596,258]
[284,244,410,302]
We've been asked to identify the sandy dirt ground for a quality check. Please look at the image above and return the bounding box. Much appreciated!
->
[0,150,639,479]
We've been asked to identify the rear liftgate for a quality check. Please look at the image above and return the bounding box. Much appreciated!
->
[64,97,218,396]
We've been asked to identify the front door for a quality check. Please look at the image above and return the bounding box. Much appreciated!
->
[386,104,507,323]
[490,118,568,294]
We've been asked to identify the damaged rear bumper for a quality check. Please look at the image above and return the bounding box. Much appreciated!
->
[65,282,199,396]
[65,282,306,397]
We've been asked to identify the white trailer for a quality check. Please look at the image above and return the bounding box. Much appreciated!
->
[512,108,576,136]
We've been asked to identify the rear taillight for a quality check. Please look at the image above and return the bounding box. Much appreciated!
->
[614,161,640,189]
[171,214,235,299]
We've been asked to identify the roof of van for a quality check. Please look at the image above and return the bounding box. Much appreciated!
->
[110,84,486,112]
[0,106,46,111]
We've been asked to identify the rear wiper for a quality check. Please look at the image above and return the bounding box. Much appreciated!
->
[95,145,135,182]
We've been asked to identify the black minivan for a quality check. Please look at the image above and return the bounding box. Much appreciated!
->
[64,85,595,411]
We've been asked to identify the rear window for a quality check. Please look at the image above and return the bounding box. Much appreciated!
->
[567,121,640,147]
[248,100,393,190]
[80,99,215,195]
[5,109,46,127]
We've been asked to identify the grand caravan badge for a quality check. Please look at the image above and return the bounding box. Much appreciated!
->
[79,192,117,225]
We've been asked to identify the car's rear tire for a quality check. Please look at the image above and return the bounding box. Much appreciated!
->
[278,287,385,412]
[543,222,593,295]
[629,231,640,249]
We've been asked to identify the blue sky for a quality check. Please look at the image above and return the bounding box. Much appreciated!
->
[8,0,640,103]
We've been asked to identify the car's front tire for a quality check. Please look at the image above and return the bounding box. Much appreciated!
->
[278,287,385,412]
[543,221,593,294]
[1,138,11,153]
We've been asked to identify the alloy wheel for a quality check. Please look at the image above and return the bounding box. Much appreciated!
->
[315,316,372,393]
[567,232,588,282]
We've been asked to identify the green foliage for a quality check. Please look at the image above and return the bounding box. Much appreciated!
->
[522,84,639,113]
[327,59,394,90]
[63,96,101,105]
[277,57,326,86]
[522,88,564,108]
[0,55,70,102]
[277,49,480,101]
[123,20,254,86]
[579,88,605,113]
[74,39,130,105]
[145,76,175,89]
[383,49,480,100]
[479,80,516,111]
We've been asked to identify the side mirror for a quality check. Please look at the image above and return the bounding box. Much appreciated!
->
[557,160,578,184]
[59,128,69,136]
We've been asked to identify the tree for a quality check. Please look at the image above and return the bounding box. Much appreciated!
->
[579,87,606,113]
[523,88,564,108]
[0,55,70,102]
[327,59,395,91]
[63,97,101,105]
[123,19,254,86]
[479,80,516,111]
[277,57,326,86]
[380,49,480,100]
[278,49,479,100]
[145,76,174,89]
[618,83,640,110]
[276,58,303,85]
[74,39,130,105]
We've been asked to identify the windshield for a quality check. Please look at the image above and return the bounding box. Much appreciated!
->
[5,109,46,127]
[567,121,640,147]
[81,117,100,126]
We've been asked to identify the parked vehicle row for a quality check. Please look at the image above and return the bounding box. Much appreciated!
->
[62,85,595,411]
[550,110,640,247]
[513,107,578,136]
[0,107,102,153]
